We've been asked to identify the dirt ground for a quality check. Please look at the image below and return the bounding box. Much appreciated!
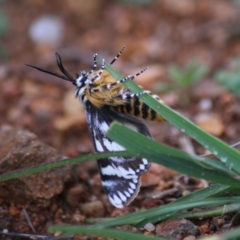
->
[0,0,240,239]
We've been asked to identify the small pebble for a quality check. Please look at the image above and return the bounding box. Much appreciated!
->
[198,98,212,111]
[29,15,63,45]
[144,222,155,232]
[79,201,105,218]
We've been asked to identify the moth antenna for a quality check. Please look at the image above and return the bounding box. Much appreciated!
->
[26,53,76,84]
[55,53,75,82]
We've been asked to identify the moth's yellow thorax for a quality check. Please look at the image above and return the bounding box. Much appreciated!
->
[85,70,127,108]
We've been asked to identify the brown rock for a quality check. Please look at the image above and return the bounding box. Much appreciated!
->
[79,201,105,218]
[0,125,73,206]
[149,163,178,181]
[199,224,209,234]
[66,184,86,206]
[141,171,161,187]
[156,219,199,240]
[141,163,179,202]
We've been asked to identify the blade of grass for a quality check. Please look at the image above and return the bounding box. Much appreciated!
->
[106,122,240,187]
[87,184,229,226]
[197,157,239,176]
[211,187,240,197]
[105,63,240,173]
[49,225,166,240]
[161,203,240,220]
[165,184,230,204]
[200,227,240,240]
[95,197,240,228]
[0,151,132,182]
[136,184,230,227]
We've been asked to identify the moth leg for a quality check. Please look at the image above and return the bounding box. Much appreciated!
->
[115,66,148,85]
[120,91,161,102]
[90,67,148,93]
[121,90,149,99]
[89,59,105,85]
[88,53,98,76]
[89,45,126,87]
[110,46,126,65]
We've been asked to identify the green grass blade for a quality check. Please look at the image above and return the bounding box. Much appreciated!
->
[197,157,239,176]
[105,64,240,173]
[168,184,229,204]
[200,227,240,240]
[49,225,166,240]
[106,122,240,187]
[87,185,229,227]
[0,151,132,182]
[95,197,240,228]
[136,184,230,226]
[139,203,240,227]
[164,203,240,220]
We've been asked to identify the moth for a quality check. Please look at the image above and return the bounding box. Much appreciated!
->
[27,47,165,208]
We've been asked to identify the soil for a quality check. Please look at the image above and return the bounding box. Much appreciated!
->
[0,1,240,239]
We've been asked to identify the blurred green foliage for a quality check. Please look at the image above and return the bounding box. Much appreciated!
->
[215,58,240,97]
[0,1,9,59]
[168,59,209,89]
[0,0,8,36]
[233,0,240,5]
[0,13,8,37]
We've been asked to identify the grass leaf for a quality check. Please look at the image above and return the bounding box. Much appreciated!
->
[105,63,240,173]
[0,151,132,182]
[49,225,166,240]
[107,122,240,187]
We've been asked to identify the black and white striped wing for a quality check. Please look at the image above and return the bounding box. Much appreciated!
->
[85,101,151,208]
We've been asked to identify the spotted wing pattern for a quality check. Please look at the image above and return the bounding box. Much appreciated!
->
[85,101,151,208]
[26,47,158,208]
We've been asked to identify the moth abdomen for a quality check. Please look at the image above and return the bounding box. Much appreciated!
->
[115,97,165,122]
